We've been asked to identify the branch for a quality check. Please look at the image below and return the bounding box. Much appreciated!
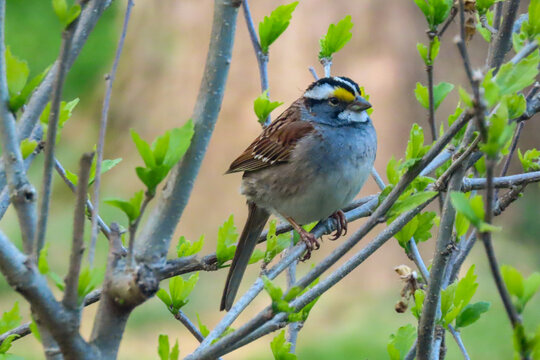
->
[448,325,471,360]
[134,0,242,265]
[190,196,437,360]
[194,111,471,354]
[0,231,97,359]
[426,31,438,141]
[16,0,112,142]
[0,0,37,254]
[35,17,80,257]
[173,310,224,360]
[89,0,134,266]
[487,0,520,72]
[63,152,94,312]
[54,158,111,239]
[460,171,540,191]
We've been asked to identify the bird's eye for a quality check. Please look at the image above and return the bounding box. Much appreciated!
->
[328,97,339,106]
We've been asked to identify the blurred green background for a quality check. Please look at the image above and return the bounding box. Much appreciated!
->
[1,0,539,359]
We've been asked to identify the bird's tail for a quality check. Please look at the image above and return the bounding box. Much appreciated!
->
[220,202,269,311]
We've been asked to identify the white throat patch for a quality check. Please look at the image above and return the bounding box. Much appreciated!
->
[338,109,369,123]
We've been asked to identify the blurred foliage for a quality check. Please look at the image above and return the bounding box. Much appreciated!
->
[5,0,118,99]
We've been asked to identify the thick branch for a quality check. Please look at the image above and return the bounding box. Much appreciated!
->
[135,0,242,265]
[0,231,97,359]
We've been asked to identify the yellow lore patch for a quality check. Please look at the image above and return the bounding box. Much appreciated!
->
[333,87,355,102]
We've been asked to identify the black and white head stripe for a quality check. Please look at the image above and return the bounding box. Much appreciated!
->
[304,76,361,100]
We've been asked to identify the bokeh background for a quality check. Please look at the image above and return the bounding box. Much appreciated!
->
[1,0,539,359]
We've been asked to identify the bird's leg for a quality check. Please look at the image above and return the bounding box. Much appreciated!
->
[285,216,319,260]
[329,210,347,240]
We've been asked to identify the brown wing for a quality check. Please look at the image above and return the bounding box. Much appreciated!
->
[227,99,315,173]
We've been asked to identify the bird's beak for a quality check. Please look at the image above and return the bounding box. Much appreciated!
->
[349,96,372,112]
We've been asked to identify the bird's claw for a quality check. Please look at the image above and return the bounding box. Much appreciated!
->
[329,210,347,240]
[300,231,319,261]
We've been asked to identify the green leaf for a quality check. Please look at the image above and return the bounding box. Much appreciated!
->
[455,210,470,238]
[411,289,425,319]
[417,43,429,65]
[254,91,284,124]
[454,265,479,310]
[0,303,21,334]
[414,0,431,23]
[319,15,354,59]
[77,266,103,304]
[259,2,299,53]
[433,82,454,110]
[270,330,297,360]
[0,334,19,354]
[20,139,38,160]
[386,157,402,185]
[451,193,501,232]
[495,51,540,95]
[517,148,540,172]
[263,276,283,302]
[264,220,292,263]
[456,301,491,328]
[131,129,155,168]
[387,324,416,360]
[5,46,29,99]
[480,101,516,158]
[405,123,426,160]
[501,265,525,299]
[52,0,68,24]
[196,314,210,338]
[38,243,51,274]
[504,93,527,120]
[216,215,239,266]
[158,334,170,360]
[414,82,429,109]
[86,156,123,186]
[481,70,500,108]
[523,273,540,310]
[458,87,473,108]
[104,190,144,223]
[156,288,172,308]
[524,0,540,37]
[40,98,80,143]
[441,282,457,319]
[64,4,81,26]
[163,120,194,168]
[431,36,441,62]
[168,273,199,312]
[9,65,50,111]
[476,0,497,15]
[389,191,437,217]
[176,235,204,258]
[249,248,265,264]
[29,317,41,343]
[432,0,454,27]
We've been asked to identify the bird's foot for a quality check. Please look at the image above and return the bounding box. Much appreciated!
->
[299,229,319,261]
[329,210,347,240]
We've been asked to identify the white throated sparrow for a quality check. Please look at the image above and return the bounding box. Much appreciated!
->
[221,76,377,311]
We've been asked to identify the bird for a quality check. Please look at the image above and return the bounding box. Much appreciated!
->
[220,76,377,311]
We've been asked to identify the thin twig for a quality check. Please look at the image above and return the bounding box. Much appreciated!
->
[63,152,94,311]
[480,15,497,35]
[434,135,480,191]
[35,20,79,257]
[438,6,457,38]
[0,0,37,254]
[408,239,430,282]
[448,325,471,360]
[54,159,111,238]
[308,66,319,80]
[89,0,134,265]
[426,31,437,142]
[128,193,153,266]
